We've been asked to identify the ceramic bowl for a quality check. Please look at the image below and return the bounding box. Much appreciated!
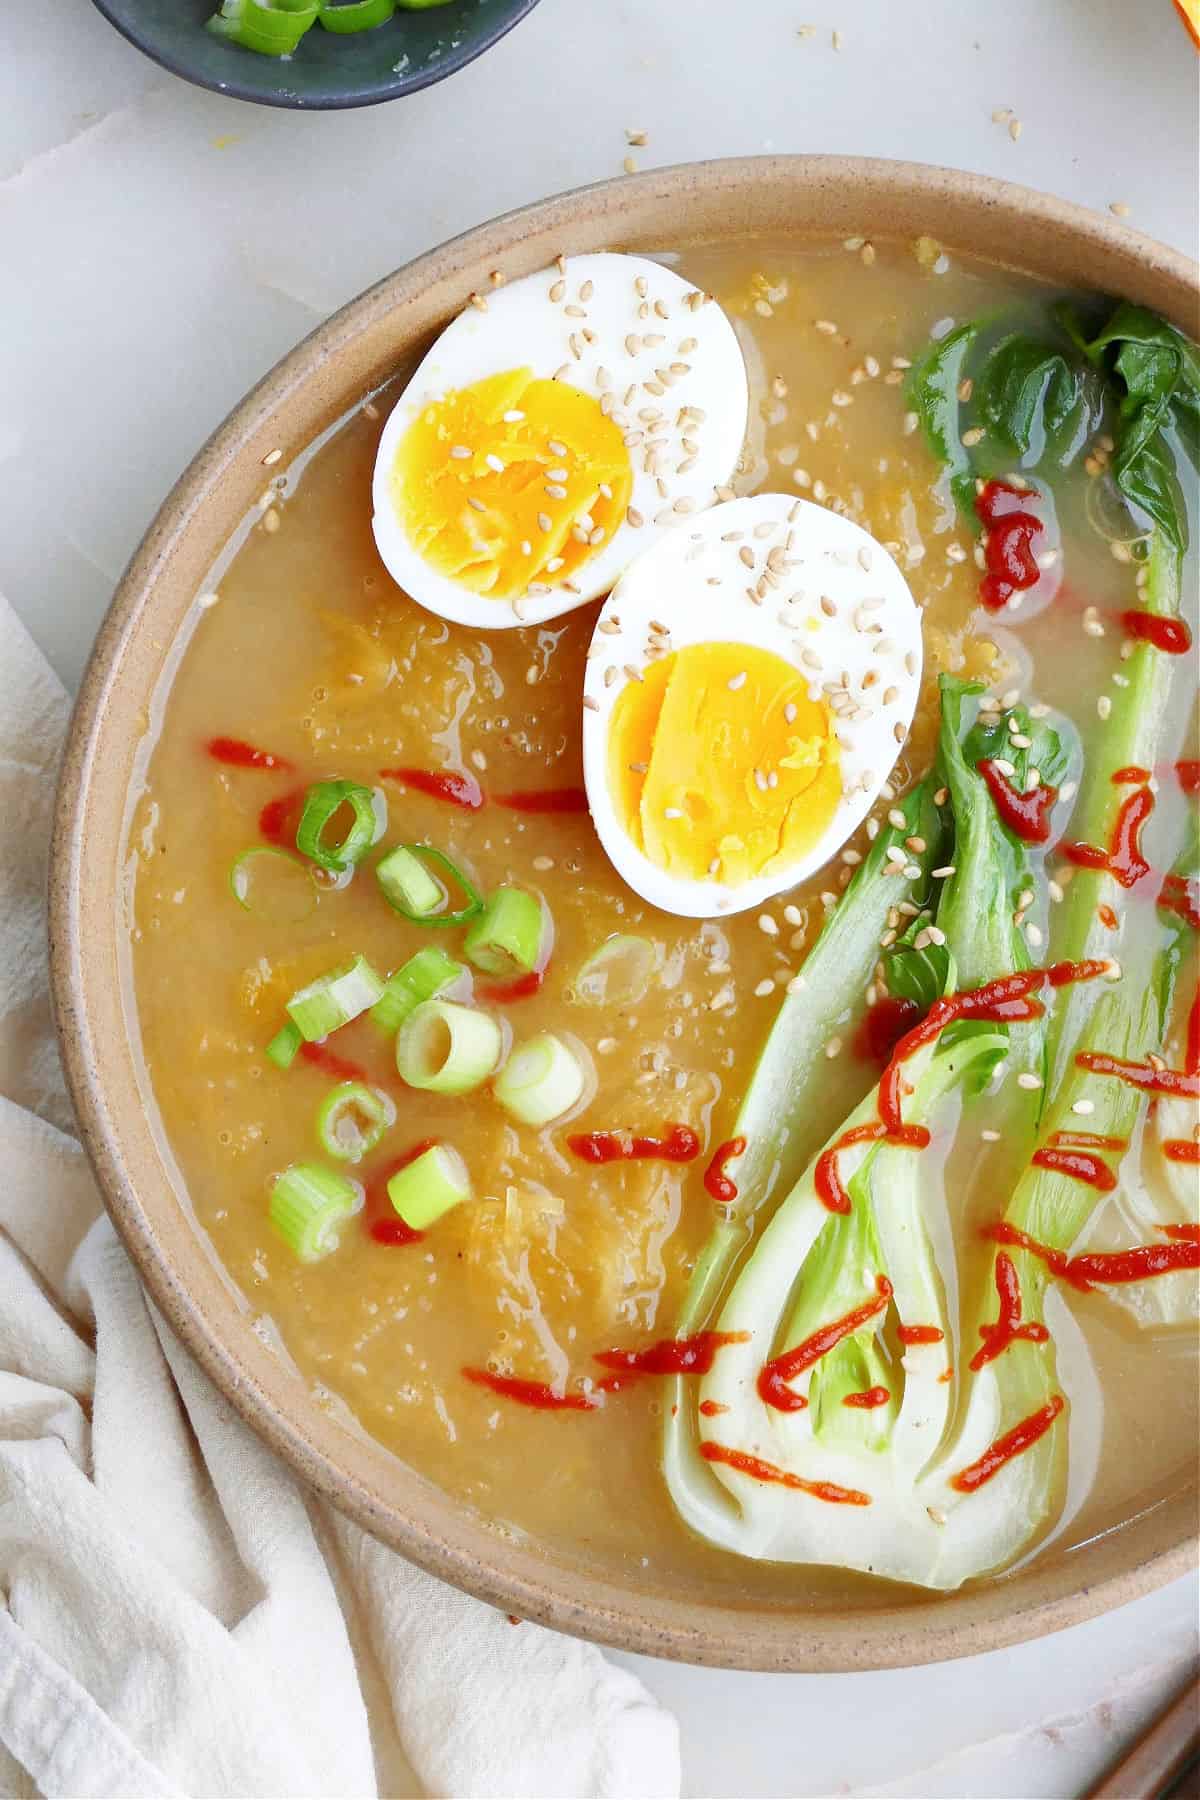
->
[49,157,1200,1671]
[89,0,540,110]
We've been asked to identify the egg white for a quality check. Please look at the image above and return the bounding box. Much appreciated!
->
[371,253,748,631]
[581,492,924,918]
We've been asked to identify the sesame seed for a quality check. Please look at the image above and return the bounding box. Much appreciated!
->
[1009,117,1023,141]
[623,664,643,683]
[1071,1099,1096,1116]
[961,426,986,447]
[262,508,281,533]
[469,292,488,312]
[582,695,599,712]
[544,484,567,501]
[757,913,778,937]
[625,504,645,529]
[1097,695,1112,720]
[903,411,919,436]
[1017,1072,1042,1090]
[824,1036,843,1059]
[755,978,775,998]
[981,1129,1001,1143]
[932,864,956,879]
[261,448,282,467]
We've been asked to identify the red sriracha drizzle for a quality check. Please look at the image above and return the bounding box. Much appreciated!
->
[479,969,545,1003]
[299,1039,370,1084]
[898,1323,944,1346]
[977,759,1059,844]
[1176,760,1200,796]
[1074,1051,1199,1099]
[843,1387,890,1409]
[987,1221,1200,1289]
[757,1275,893,1413]
[854,996,921,1066]
[975,480,1045,612]
[969,1253,1049,1371]
[1120,610,1193,656]
[208,735,293,772]
[378,767,484,810]
[1030,1144,1119,1192]
[1063,784,1155,888]
[568,1124,701,1165]
[259,787,305,848]
[1158,871,1200,931]
[703,1137,747,1202]
[492,787,589,815]
[949,1396,1065,1493]
[463,1369,598,1411]
[593,1330,749,1377]
[700,1441,871,1506]
[816,962,1108,1221]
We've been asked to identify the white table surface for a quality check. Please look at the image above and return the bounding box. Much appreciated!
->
[4,0,1197,1793]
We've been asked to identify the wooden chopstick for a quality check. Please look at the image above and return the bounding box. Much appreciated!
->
[1085,1673,1200,1800]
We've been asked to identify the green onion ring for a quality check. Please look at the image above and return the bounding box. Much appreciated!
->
[318,0,394,29]
[315,1082,395,1162]
[296,779,384,873]
[376,844,483,927]
[269,1163,361,1261]
[371,948,468,1035]
[463,887,547,977]
[396,999,502,1095]
[386,1144,471,1230]
[287,954,385,1041]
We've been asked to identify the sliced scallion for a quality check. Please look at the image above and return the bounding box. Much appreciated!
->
[375,844,482,926]
[463,886,546,978]
[572,934,655,1006]
[207,0,319,56]
[493,1033,586,1127]
[316,1081,395,1162]
[387,1144,471,1230]
[286,954,385,1041]
[395,999,502,1096]
[296,779,383,873]
[319,0,394,26]
[376,845,444,917]
[269,1163,360,1261]
[229,845,316,924]
[370,947,467,1034]
[266,1021,303,1070]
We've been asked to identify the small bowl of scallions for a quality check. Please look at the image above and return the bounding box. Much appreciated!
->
[89,0,541,110]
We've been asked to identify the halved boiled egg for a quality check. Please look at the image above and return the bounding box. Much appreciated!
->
[371,253,748,630]
[582,493,923,917]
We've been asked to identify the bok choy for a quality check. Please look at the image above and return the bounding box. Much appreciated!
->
[661,296,1197,1591]
[664,680,1070,1587]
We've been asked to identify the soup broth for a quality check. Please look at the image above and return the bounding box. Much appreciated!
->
[128,237,1198,1604]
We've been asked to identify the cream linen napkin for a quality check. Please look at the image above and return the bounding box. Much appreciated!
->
[0,591,681,1800]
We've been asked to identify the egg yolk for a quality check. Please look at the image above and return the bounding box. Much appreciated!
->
[390,368,634,602]
[607,642,842,886]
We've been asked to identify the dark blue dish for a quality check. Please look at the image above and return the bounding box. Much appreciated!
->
[90,0,541,109]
